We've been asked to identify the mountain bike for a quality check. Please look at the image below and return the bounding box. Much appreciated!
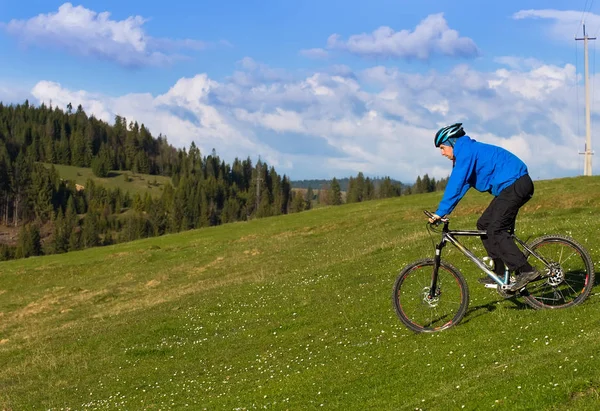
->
[392,211,595,333]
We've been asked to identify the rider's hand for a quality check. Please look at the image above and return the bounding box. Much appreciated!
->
[428,213,441,224]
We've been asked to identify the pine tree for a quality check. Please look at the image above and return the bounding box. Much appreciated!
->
[378,177,401,198]
[57,133,71,165]
[148,198,167,236]
[12,149,32,226]
[329,178,342,205]
[355,172,365,202]
[256,187,271,217]
[16,224,42,258]
[82,210,100,248]
[346,177,356,203]
[221,197,241,223]
[135,151,150,174]
[91,157,107,177]
[414,176,424,194]
[305,187,314,210]
[68,228,81,251]
[290,191,306,212]
[29,224,42,257]
[364,177,375,200]
[71,129,86,166]
[51,209,69,254]
[422,174,432,193]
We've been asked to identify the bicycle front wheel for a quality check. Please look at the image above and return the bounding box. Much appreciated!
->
[392,258,469,333]
[522,235,595,309]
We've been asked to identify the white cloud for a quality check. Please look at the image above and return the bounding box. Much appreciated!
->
[494,56,545,70]
[326,13,478,60]
[229,57,291,86]
[1,2,212,67]
[26,56,595,182]
[489,64,576,100]
[32,81,113,122]
[31,77,281,167]
[234,108,305,133]
[513,9,600,40]
[0,82,34,105]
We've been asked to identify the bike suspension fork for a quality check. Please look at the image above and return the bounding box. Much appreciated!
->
[429,240,446,298]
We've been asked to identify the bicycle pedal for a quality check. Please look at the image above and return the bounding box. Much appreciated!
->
[484,284,498,289]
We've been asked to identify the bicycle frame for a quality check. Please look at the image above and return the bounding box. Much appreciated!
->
[430,220,552,297]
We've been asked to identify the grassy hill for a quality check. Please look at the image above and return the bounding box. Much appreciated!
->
[1,176,599,409]
[44,163,173,198]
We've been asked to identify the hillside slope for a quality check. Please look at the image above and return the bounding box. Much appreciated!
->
[45,163,173,198]
[1,176,599,409]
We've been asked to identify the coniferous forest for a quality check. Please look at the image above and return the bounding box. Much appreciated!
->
[0,100,446,260]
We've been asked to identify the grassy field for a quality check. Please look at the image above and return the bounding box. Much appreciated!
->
[0,176,599,410]
[44,163,173,198]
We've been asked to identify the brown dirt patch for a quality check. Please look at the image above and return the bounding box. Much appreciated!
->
[146,279,161,288]
[194,256,225,273]
[236,234,258,242]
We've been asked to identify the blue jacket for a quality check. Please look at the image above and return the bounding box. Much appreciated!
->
[434,136,528,217]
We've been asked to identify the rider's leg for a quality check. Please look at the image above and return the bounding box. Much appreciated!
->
[477,201,507,283]
[477,198,498,259]
[493,175,534,271]
[478,175,535,288]
[487,176,538,289]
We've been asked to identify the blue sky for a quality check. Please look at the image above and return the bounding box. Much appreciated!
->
[1,1,599,181]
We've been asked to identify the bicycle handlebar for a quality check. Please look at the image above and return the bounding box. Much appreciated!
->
[423,210,449,225]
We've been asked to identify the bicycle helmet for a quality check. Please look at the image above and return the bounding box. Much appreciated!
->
[434,123,465,147]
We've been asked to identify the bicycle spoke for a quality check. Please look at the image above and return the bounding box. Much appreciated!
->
[563,277,584,295]
[393,260,468,332]
[558,250,576,266]
[522,236,594,309]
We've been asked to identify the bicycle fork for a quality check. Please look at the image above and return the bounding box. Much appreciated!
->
[429,239,446,299]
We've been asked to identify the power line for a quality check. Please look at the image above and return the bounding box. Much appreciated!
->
[577,0,591,37]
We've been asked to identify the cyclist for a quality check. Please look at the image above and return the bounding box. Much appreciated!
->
[428,123,539,291]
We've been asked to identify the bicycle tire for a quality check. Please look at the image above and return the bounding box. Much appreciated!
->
[392,258,469,333]
[521,235,595,309]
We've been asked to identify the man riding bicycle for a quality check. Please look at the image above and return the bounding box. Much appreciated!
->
[428,123,539,291]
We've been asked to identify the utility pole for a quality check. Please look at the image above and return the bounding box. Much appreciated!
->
[576,23,596,176]
[256,162,263,212]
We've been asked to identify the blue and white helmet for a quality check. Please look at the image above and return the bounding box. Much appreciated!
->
[434,123,465,147]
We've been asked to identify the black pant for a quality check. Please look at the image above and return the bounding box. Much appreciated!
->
[476,174,534,272]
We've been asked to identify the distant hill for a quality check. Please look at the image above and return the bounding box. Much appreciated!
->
[291,177,405,192]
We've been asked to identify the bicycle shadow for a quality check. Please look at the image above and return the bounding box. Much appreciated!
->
[462,272,600,325]
[459,294,530,326]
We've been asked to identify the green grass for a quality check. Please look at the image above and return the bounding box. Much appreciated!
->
[1,176,600,410]
[44,163,173,198]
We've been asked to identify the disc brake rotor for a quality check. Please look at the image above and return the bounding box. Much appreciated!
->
[422,287,440,307]
[545,263,564,286]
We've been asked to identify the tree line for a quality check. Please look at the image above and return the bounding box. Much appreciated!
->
[0,101,296,259]
[0,100,447,260]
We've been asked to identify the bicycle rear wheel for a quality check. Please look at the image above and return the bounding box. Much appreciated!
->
[522,235,595,309]
[392,258,469,333]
